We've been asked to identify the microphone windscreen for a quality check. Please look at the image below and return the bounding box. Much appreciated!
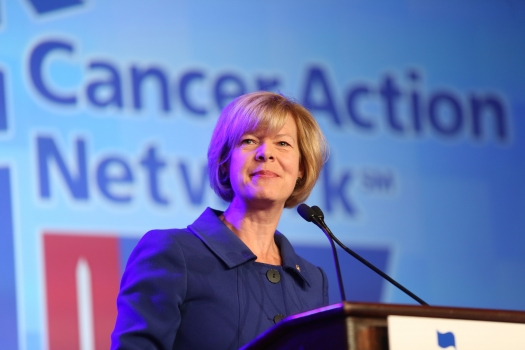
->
[297,203,315,222]
[311,205,324,219]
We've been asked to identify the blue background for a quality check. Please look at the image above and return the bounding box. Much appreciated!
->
[1,0,525,348]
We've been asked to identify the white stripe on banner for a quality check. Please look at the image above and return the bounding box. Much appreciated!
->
[76,257,95,350]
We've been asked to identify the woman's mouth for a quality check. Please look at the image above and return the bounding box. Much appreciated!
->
[251,170,278,178]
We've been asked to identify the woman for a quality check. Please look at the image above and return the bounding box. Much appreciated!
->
[111,91,329,349]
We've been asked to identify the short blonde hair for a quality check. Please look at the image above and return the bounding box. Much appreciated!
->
[207,91,328,208]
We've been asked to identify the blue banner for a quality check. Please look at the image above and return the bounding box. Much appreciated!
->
[1,0,524,348]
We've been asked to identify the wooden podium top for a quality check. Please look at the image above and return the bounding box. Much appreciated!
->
[242,302,525,350]
[339,302,525,323]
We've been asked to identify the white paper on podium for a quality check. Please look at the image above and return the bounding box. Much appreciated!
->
[388,315,525,350]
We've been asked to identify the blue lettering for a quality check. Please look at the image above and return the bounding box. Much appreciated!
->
[178,161,208,205]
[96,157,133,202]
[29,39,77,105]
[131,66,171,112]
[37,136,88,199]
[379,75,403,132]
[301,66,341,126]
[346,84,374,129]
[322,160,355,215]
[408,70,423,133]
[86,61,123,108]
[470,95,508,140]
[24,50,511,145]
[362,170,394,191]
[429,92,463,136]
[0,70,6,131]
[139,146,169,205]
[179,70,207,115]
[214,73,246,110]
[27,0,83,15]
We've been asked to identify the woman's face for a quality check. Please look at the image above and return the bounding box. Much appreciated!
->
[227,116,303,207]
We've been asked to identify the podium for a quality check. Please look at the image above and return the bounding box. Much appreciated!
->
[242,302,525,350]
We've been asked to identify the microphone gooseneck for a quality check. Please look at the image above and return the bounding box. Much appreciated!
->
[297,203,428,306]
[297,204,346,301]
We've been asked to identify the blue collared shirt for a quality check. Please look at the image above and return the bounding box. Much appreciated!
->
[112,208,329,349]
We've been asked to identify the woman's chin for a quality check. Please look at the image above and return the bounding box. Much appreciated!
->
[245,191,290,207]
[231,184,293,208]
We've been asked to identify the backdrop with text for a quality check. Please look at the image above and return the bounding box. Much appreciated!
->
[1,0,524,349]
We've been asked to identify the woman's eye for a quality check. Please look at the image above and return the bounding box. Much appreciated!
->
[241,139,255,145]
[278,141,290,146]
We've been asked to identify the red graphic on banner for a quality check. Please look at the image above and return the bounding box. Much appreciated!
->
[44,233,120,350]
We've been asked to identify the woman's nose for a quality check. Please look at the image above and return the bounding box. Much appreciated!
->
[256,143,273,161]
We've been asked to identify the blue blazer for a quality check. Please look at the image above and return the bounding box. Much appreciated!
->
[111,208,329,349]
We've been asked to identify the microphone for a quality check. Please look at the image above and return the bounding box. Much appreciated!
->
[297,204,428,306]
[311,205,323,217]
[297,204,346,301]
[296,203,316,222]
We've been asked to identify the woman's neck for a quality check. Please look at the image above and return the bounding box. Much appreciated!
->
[221,199,284,265]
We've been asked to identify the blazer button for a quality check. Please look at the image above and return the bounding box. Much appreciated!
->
[273,314,285,323]
[266,269,281,283]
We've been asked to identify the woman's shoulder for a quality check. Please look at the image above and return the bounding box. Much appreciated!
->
[127,207,228,264]
[134,227,204,254]
[122,227,212,278]
[141,227,196,242]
